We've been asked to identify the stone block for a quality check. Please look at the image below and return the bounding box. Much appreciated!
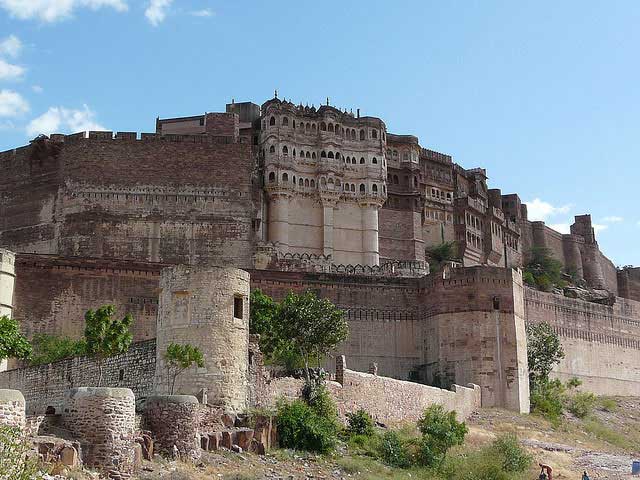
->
[221,431,233,449]
[235,428,254,451]
[59,445,79,468]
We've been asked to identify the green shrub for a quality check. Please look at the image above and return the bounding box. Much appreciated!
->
[346,409,375,437]
[522,271,536,286]
[379,430,411,468]
[303,382,337,420]
[29,334,87,366]
[535,273,552,292]
[530,379,566,423]
[416,404,467,467]
[566,377,582,389]
[567,391,596,419]
[491,433,532,473]
[598,397,618,412]
[0,426,42,480]
[276,399,337,453]
[347,433,382,458]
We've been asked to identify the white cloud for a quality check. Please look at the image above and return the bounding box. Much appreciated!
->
[145,0,172,25]
[602,216,623,223]
[548,223,570,234]
[191,8,213,17]
[0,119,16,129]
[32,85,43,93]
[525,198,572,221]
[26,104,105,136]
[0,35,22,58]
[0,0,128,23]
[0,58,25,80]
[593,224,608,234]
[0,89,29,116]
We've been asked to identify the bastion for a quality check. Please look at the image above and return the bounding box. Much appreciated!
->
[0,388,25,429]
[155,265,250,411]
[144,395,200,458]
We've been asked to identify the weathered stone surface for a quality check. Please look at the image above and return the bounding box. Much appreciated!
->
[0,389,25,429]
[144,395,200,460]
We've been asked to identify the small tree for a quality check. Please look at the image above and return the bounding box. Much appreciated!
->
[526,322,565,389]
[524,247,566,291]
[277,291,349,383]
[416,404,468,467]
[164,343,205,395]
[29,334,86,366]
[84,306,133,387]
[426,241,458,271]
[0,316,32,362]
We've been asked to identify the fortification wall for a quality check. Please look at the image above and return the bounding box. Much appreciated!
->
[0,340,155,414]
[13,254,161,341]
[524,288,640,395]
[249,269,422,379]
[618,267,640,302]
[1,135,256,267]
[420,267,530,412]
[379,208,425,262]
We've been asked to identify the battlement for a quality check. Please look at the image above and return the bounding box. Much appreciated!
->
[421,148,453,164]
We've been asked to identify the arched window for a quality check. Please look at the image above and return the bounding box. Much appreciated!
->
[321,151,327,158]
[352,157,357,164]
[328,123,334,132]
[292,148,296,157]
[328,178,334,185]
[360,157,365,164]
[351,129,356,140]
[299,178,303,186]
[372,157,378,164]
[312,152,316,159]
[293,120,296,128]
[320,122,327,131]
[310,179,315,187]
[360,129,365,140]
[346,156,351,163]
[299,150,304,157]
[351,184,355,192]
[372,184,378,193]
[268,172,275,183]
[321,177,327,186]
[282,117,289,126]
[269,145,275,153]
[335,152,341,160]
[335,179,341,187]
[269,116,276,126]
[292,175,296,184]
[328,151,334,159]
[372,129,377,139]
[282,173,288,182]
[282,146,288,155]
[304,179,309,187]
[414,177,418,187]
[312,123,316,131]
[360,184,366,193]
[306,122,310,131]
[306,152,311,159]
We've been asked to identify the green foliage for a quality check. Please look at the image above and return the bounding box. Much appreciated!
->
[346,409,376,437]
[164,343,205,395]
[567,391,597,419]
[28,334,86,366]
[526,322,565,390]
[379,430,412,468]
[426,241,458,271]
[566,377,582,389]
[530,379,566,422]
[524,247,566,291]
[302,381,338,420]
[0,426,43,480]
[275,399,338,453]
[0,316,32,361]
[84,305,133,386]
[597,397,618,412]
[416,404,468,467]
[522,271,536,286]
[491,434,532,473]
[277,290,349,381]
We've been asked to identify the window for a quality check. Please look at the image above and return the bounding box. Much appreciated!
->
[306,152,311,159]
[393,175,399,184]
[282,173,288,182]
[199,118,205,126]
[311,179,315,187]
[269,116,276,126]
[328,123,334,132]
[312,124,316,131]
[393,150,398,158]
[372,157,378,164]
[300,150,305,157]
[268,172,275,183]
[360,184,366,193]
[320,122,327,131]
[321,151,327,158]
[372,184,378,193]
[351,184,355,192]
[292,149,296,157]
[292,175,296,184]
[269,145,275,153]
[360,157,365,164]
[306,123,310,131]
[312,152,316,159]
[372,129,377,139]
[234,296,244,319]
[282,146,288,155]
[360,129,365,140]
[328,151,334,159]
[282,117,289,126]
[304,179,309,187]
[299,178,303,186]
[335,152,341,160]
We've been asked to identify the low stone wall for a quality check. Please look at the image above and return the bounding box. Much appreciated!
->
[0,340,155,414]
[0,389,25,429]
[258,359,481,425]
[63,387,136,479]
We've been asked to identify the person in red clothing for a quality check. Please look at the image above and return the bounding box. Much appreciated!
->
[538,463,553,480]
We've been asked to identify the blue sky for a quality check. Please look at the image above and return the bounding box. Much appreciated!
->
[0,1,638,265]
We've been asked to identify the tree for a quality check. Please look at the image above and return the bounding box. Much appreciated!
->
[426,241,458,271]
[164,343,205,395]
[416,404,468,467]
[277,291,349,382]
[526,322,565,388]
[524,247,566,291]
[0,316,32,362]
[29,334,86,366]
[84,305,133,387]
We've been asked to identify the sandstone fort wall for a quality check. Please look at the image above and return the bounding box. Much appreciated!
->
[524,288,640,395]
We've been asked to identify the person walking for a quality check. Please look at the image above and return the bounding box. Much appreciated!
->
[582,472,590,480]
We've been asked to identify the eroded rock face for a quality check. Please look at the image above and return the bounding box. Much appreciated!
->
[564,286,616,306]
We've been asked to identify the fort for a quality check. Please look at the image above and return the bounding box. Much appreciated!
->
[1,94,639,476]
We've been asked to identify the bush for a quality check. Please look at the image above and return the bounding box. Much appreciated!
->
[491,433,532,473]
[302,382,337,420]
[522,271,536,286]
[29,334,86,366]
[0,426,42,480]
[276,399,338,453]
[530,379,566,422]
[598,397,618,412]
[379,430,411,468]
[567,391,597,419]
[346,409,375,437]
[416,404,467,467]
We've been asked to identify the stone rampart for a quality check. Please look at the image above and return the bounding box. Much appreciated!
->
[0,340,155,414]
[63,387,136,479]
[524,288,640,396]
[0,389,25,429]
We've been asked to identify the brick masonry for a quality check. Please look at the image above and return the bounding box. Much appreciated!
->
[144,395,200,458]
[0,389,25,429]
